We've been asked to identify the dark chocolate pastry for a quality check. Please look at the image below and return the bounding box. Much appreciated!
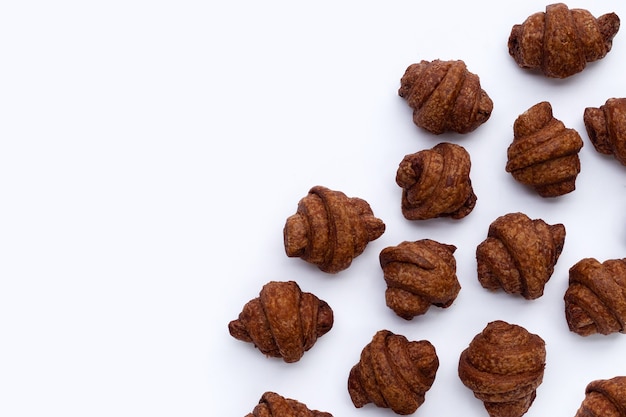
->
[458,320,546,417]
[398,59,493,134]
[584,97,626,165]
[246,391,333,417]
[229,281,334,362]
[380,239,460,319]
[564,257,626,336]
[348,329,438,415]
[574,376,626,417]
[396,142,477,220]
[476,212,565,299]
[508,3,620,78]
[283,186,385,273]
[506,101,584,197]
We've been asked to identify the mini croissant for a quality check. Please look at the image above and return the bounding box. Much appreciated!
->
[379,239,460,319]
[476,212,565,300]
[283,186,385,273]
[458,321,546,417]
[398,59,493,134]
[574,376,626,417]
[508,3,620,78]
[506,101,584,197]
[584,97,626,166]
[348,329,438,415]
[396,142,477,220]
[564,258,626,336]
[228,281,334,362]
[246,392,333,417]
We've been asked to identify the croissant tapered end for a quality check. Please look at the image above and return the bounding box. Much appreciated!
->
[348,330,438,415]
[574,377,626,417]
[396,142,477,220]
[228,281,334,363]
[584,98,626,166]
[380,239,460,319]
[564,258,626,336]
[506,101,583,197]
[246,391,334,417]
[398,59,493,134]
[508,3,620,78]
[476,212,565,300]
[283,186,385,274]
[458,321,546,417]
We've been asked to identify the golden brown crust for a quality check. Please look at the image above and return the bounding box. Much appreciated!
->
[506,101,583,197]
[574,377,626,417]
[458,321,546,417]
[476,212,565,300]
[228,281,334,363]
[396,142,477,220]
[348,330,438,415]
[564,258,626,336]
[508,3,620,78]
[584,98,626,165]
[283,186,385,273]
[246,391,333,417]
[380,239,460,319]
[398,59,493,134]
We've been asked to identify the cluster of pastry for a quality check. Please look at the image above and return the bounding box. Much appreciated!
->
[236,4,626,417]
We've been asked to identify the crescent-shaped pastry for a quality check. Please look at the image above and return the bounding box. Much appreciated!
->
[398,59,493,134]
[396,142,477,220]
[508,3,620,78]
[380,239,460,319]
[228,281,334,362]
[458,320,546,417]
[506,101,583,197]
[283,186,385,273]
[564,257,626,336]
[246,392,333,417]
[584,97,626,166]
[348,330,438,415]
[476,212,565,299]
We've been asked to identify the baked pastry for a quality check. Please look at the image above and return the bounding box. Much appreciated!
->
[228,281,334,362]
[476,212,565,300]
[458,320,546,417]
[564,257,626,336]
[396,142,477,220]
[398,59,493,134]
[246,391,333,417]
[348,329,438,415]
[584,97,626,165]
[379,239,460,319]
[508,3,620,78]
[283,186,385,273]
[574,376,626,417]
[506,101,584,197]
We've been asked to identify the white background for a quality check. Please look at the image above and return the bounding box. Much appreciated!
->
[2,1,626,416]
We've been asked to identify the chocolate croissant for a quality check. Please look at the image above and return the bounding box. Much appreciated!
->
[228,281,334,363]
[584,97,626,166]
[506,101,584,197]
[564,257,626,336]
[398,59,493,134]
[246,392,333,417]
[379,239,460,319]
[476,212,565,300]
[458,321,546,417]
[283,186,385,273]
[348,329,438,415]
[396,142,477,220]
[508,3,620,78]
[574,376,626,417]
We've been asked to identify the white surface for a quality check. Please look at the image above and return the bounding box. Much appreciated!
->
[2,1,626,416]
